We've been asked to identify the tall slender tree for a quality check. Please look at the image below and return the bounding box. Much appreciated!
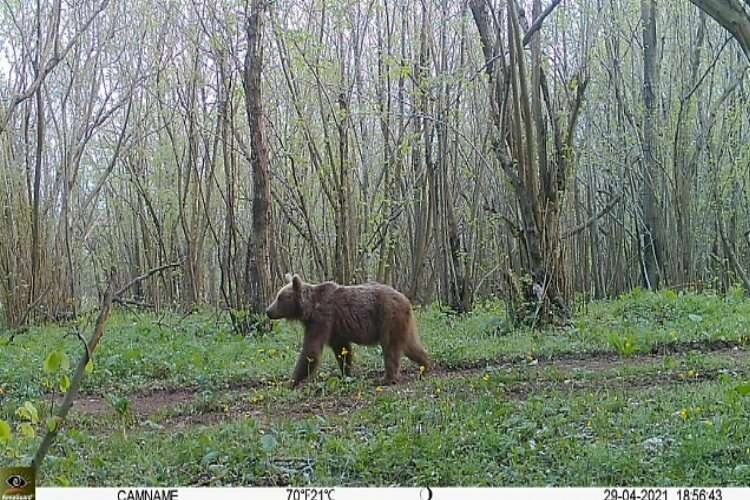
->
[243,0,273,326]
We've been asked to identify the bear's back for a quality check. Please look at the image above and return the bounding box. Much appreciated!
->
[311,281,411,345]
[337,282,410,309]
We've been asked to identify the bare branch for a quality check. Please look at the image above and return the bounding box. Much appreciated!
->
[522,0,565,46]
[562,192,623,239]
[688,0,750,60]
[114,261,184,299]
[0,0,112,133]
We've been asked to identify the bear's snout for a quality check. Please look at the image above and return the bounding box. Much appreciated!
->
[265,303,278,319]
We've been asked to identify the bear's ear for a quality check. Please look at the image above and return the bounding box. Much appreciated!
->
[292,274,302,293]
[284,272,293,283]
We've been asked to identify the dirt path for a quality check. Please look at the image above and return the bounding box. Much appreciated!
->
[71,340,749,429]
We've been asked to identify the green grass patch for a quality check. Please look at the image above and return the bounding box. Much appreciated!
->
[2,290,750,485]
[33,367,750,486]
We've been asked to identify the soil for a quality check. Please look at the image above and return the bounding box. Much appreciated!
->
[70,341,750,430]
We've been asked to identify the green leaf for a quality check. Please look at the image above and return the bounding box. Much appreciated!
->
[0,419,11,443]
[107,395,131,416]
[85,360,94,375]
[734,383,750,396]
[46,416,62,433]
[688,314,703,323]
[261,433,277,454]
[201,450,219,466]
[44,351,63,373]
[18,422,35,439]
[44,350,70,374]
[568,76,578,92]
[325,376,339,391]
[59,374,70,393]
[25,401,38,423]
[16,401,39,424]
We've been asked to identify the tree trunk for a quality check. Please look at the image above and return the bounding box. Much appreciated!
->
[29,0,45,320]
[688,0,750,60]
[242,0,272,322]
[640,0,663,289]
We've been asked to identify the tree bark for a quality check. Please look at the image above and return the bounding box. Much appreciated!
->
[640,0,663,289]
[242,0,272,317]
[688,0,750,60]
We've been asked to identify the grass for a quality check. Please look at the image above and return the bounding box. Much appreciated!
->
[2,289,750,485]
[33,370,750,486]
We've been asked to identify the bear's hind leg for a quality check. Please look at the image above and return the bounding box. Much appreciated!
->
[381,345,402,384]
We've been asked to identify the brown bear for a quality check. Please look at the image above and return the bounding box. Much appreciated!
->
[265,274,430,386]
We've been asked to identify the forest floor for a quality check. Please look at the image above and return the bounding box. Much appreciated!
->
[3,288,750,486]
[70,341,750,427]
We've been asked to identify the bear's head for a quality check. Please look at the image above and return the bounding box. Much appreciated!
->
[266,273,304,320]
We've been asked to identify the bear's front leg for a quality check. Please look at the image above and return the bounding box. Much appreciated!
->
[291,329,327,387]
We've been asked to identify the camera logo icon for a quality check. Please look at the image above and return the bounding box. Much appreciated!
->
[6,474,28,489]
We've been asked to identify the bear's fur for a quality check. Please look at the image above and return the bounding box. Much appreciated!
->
[265,274,430,386]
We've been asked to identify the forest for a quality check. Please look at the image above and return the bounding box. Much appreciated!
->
[2,0,750,488]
